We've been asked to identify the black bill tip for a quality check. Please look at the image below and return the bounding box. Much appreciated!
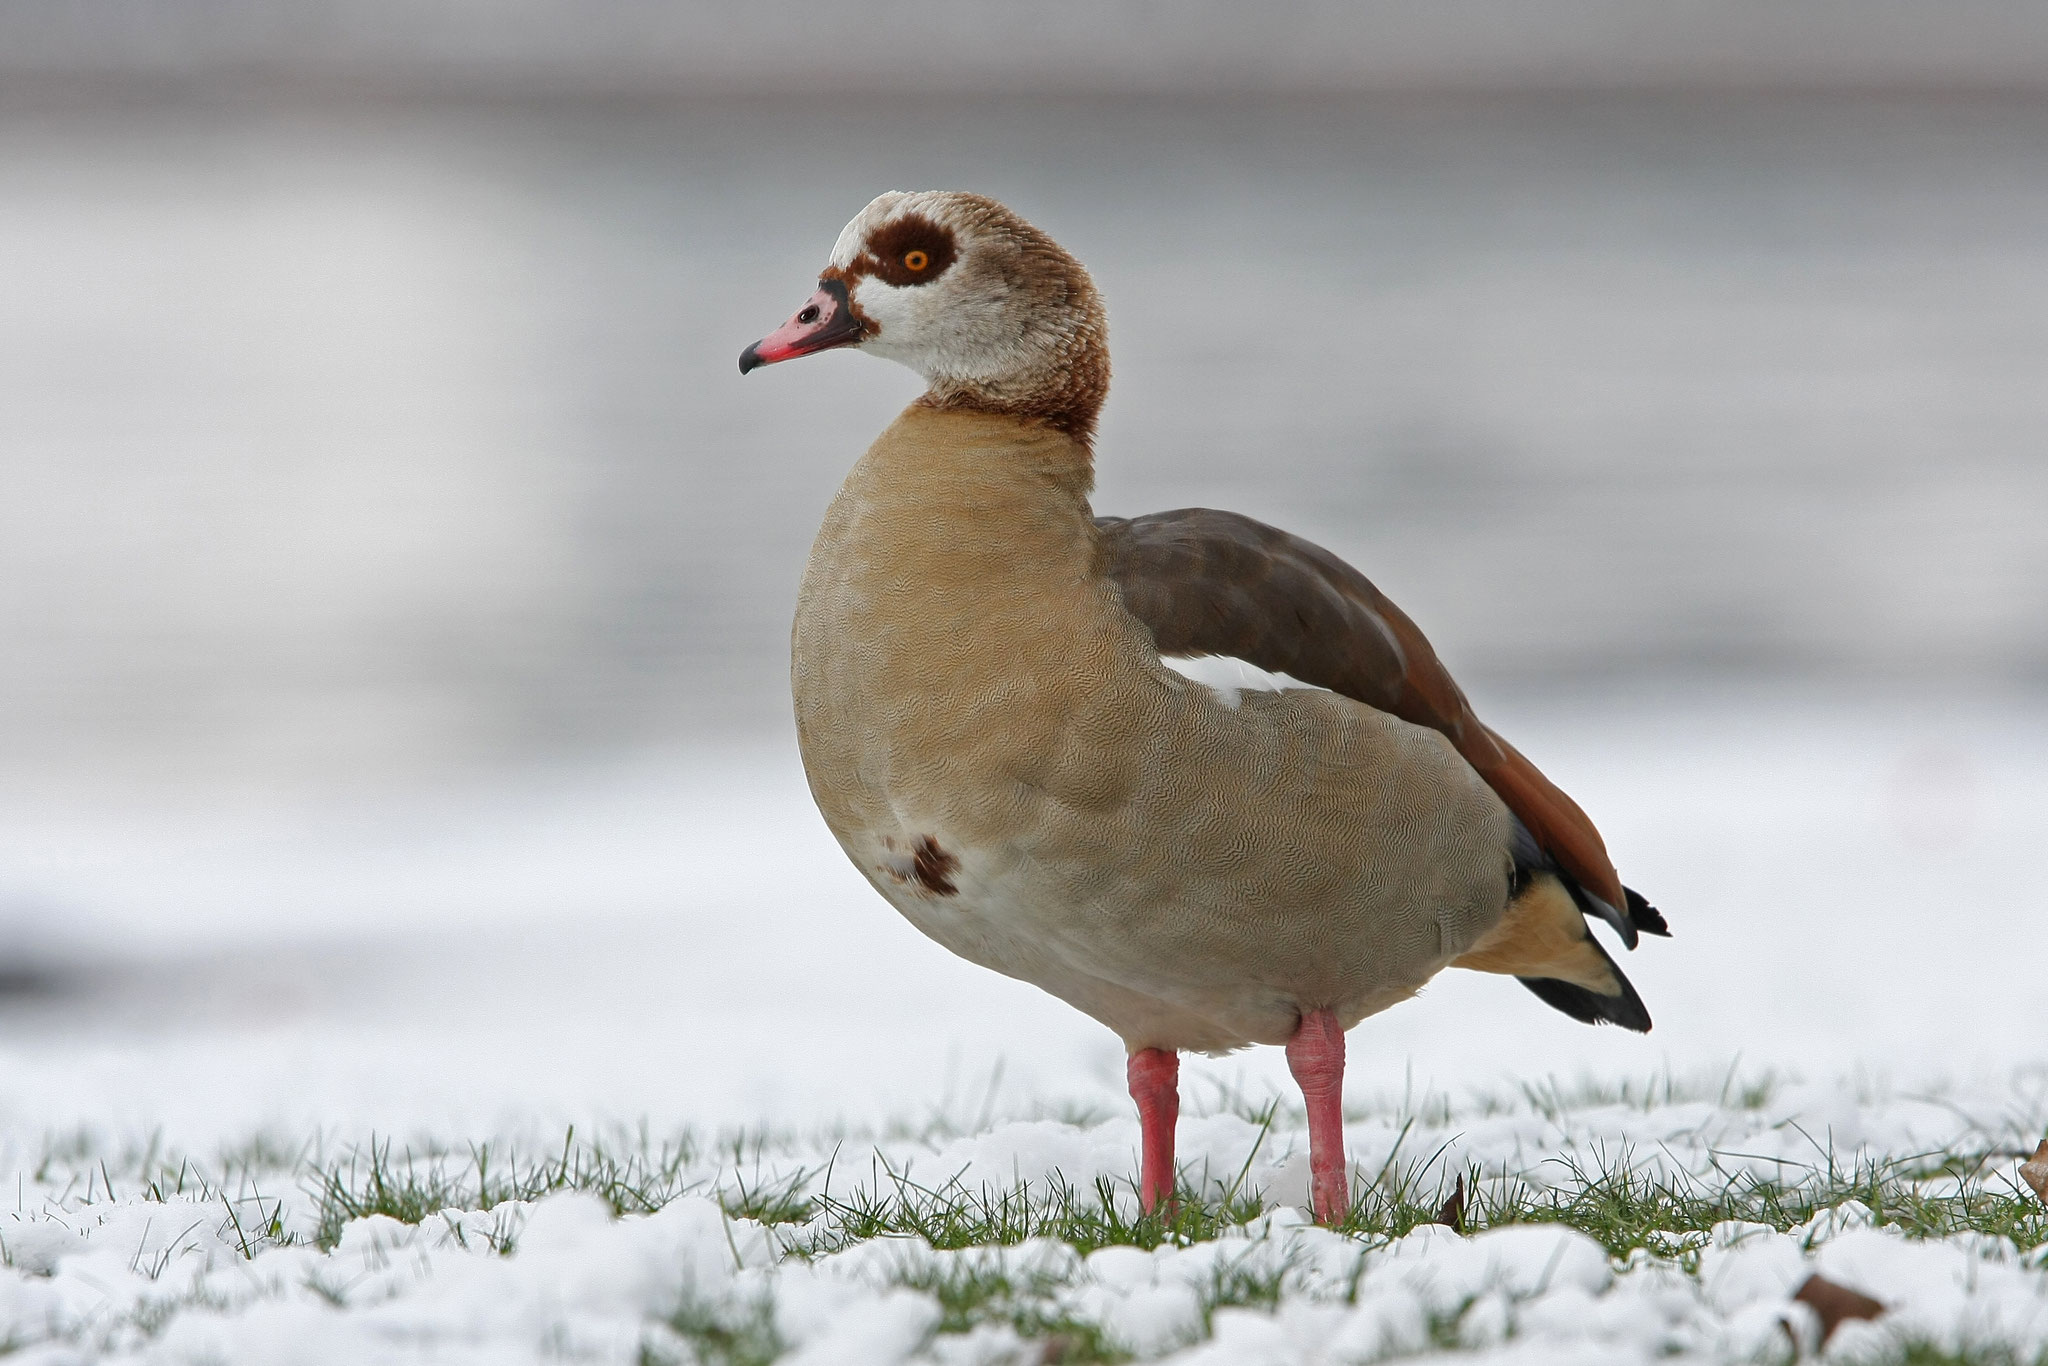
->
[738,344,764,375]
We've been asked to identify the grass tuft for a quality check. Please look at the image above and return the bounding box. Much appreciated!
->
[792,1155,1269,1261]
[1196,1247,1297,1328]
[884,1259,1131,1363]
[306,1127,702,1249]
[642,1289,784,1366]
[1892,1345,2048,1366]
[1343,1144,2048,1263]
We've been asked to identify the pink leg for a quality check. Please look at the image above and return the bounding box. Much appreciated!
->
[1286,1008,1349,1224]
[1126,1047,1179,1214]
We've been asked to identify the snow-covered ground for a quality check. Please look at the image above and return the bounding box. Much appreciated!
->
[0,1070,2042,1363]
[0,691,2043,1360]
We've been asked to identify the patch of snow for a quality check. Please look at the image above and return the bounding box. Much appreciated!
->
[0,1069,2033,1361]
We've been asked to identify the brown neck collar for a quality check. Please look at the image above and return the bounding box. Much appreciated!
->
[914,314,1109,449]
[915,377,1104,449]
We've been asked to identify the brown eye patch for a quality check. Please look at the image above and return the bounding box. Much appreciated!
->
[864,213,957,287]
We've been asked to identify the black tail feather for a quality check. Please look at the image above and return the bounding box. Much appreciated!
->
[1624,886,1671,938]
[1510,815,1671,947]
[1504,816,1664,1033]
[1517,938,1652,1032]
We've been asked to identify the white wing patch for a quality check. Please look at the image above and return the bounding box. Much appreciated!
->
[1160,654,1327,710]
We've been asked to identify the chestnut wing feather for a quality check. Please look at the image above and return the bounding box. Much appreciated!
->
[1095,508,1629,916]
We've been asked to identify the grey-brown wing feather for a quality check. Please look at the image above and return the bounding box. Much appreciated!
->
[1095,508,1466,738]
[1094,508,1641,933]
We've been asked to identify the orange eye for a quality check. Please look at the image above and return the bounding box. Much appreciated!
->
[904,250,929,271]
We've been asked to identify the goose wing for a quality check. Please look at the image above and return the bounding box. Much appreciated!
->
[1096,507,1658,943]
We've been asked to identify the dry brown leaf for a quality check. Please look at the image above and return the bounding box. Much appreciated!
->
[1793,1273,1885,1346]
[1434,1174,1465,1234]
[2020,1138,2048,1205]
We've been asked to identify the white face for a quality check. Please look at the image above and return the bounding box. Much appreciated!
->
[740,190,1101,418]
[827,191,1077,391]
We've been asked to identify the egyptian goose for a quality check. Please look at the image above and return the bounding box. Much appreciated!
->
[741,191,1668,1224]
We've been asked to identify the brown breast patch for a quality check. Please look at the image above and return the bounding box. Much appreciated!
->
[878,833,962,897]
[911,836,961,896]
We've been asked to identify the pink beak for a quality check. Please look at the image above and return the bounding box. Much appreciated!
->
[739,279,864,373]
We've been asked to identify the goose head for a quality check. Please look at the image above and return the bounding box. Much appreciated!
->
[741,191,1109,442]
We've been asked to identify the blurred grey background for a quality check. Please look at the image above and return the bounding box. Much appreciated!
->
[2,3,2045,787]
